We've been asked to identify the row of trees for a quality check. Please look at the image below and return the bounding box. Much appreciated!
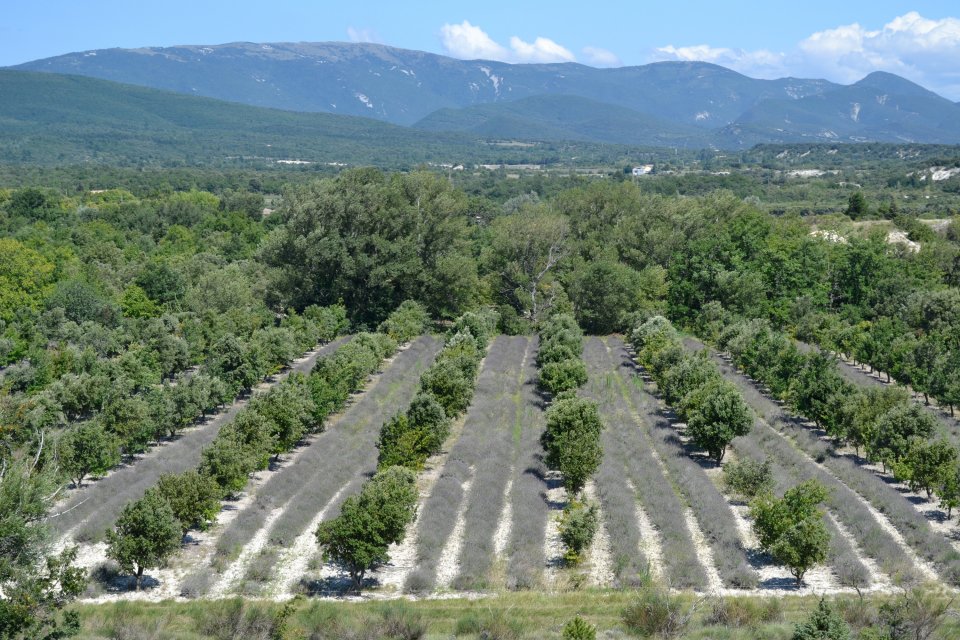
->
[631,316,752,463]
[799,302,960,416]
[102,303,419,590]
[536,313,603,566]
[377,308,496,471]
[51,304,347,489]
[630,315,832,586]
[536,313,588,396]
[705,311,960,521]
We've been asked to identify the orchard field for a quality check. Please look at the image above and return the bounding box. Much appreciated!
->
[4,165,960,638]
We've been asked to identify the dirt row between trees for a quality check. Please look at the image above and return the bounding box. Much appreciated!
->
[49,335,353,544]
[399,335,551,593]
[588,335,927,596]
[190,336,442,598]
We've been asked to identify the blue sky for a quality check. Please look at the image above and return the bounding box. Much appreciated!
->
[3,1,960,97]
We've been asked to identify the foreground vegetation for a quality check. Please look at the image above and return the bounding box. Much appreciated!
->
[70,589,959,639]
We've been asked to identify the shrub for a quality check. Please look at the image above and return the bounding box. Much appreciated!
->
[418,358,473,417]
[558,500,599,565]
[453,608,526,640]
[450,309,498,350]
[723,457,774,499]
[200,432,258,498]
[371,601,427,640]
[751,480,831,586]
[155,470,221,534]
[106,489,183,590]
[58,420,121,488]
[406,392,449,456]
[683,378,752,463]
[538,358,588,395]
[873,588,954,640]
[622,586,700,638]
[377,300,429,344]
[707,597,783,628]
[315,466,418,591]
[302,303,349,343]
[793,598,851,640]
[376,413,425,470]
[562,615,597,640]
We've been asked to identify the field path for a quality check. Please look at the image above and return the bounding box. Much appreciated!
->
[49,336,352,544]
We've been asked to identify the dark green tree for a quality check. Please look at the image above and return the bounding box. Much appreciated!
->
[106,490,182,590]
[58,421,121,488]
[315,466,418,591]
[684,379,752,463]
[542,397,604,496]
[155,471,221,534]
[751,481,831,586]
[792,598,851,640]
[844,191,868,219]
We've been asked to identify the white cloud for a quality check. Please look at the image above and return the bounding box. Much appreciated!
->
[439,21,575,63]
[652,12,960,99]
[583,46,621,67]
[509,36,575,63]
[346,27,381,44]
[439,21,509,60]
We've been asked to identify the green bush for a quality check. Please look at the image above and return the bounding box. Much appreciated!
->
[406,392,450,457]
[562,615,597,640]
[622,586,695,638]
[707,597,783,627]
[377,300,429,344]
[793,598,851,640]
[542,397,604,496]
[155,470,221,534]
[538,358,588,395]
[723,457,774,500]
[418,358,474,417]
[449,309,498,350]
[558,500,599,565]
[376,413,426,470]
[453,608,527,640]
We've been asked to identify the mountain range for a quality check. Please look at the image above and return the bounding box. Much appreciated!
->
[9,41,960,150]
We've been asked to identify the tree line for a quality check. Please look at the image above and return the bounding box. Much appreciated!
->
[698,307,960,522]
[631,315,830,586]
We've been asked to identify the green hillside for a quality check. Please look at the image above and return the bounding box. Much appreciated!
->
[414,94,711,147]
[0,70,484,166]
[0,70,666,167]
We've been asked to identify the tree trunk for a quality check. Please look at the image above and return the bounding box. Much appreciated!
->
[793,568,805,587]
[350,568,364,593]
[135,565,144,591]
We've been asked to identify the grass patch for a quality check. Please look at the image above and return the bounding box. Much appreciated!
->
[73,590,960,639]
